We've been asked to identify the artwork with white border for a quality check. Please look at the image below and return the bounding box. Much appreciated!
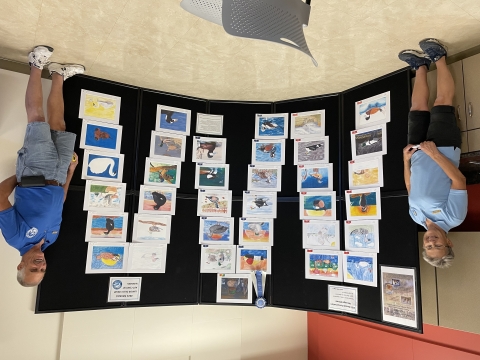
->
[348,156,384,189]
[247,164,282,192]
[199,216,235,245]
[345,187,381,220]
[85,242,129,274]
[127,243,167,273]
[251,139,285,165]
[294,136,329,165]
[80,120,122,153]
[355,91,391,129]
[197,189,233,217]
[216,273,252,304]
[343,251,378,287]
[236,245,271,274]
[155,104,191,136]
[132,213,171,243]
[81,150,124,182]
[242,191,277,218]
[144,158,182,188]
[138,185,177,215]
[200,245,237,273]
[83,180,126,212]
[305,249,343,282]
[85,211,128,242]
[238,218,274,246]
[255,113,288,139]
[351,124,387,160]
[79,89,121,124]
[302,220,340,250]
[300,191,336,220]
[291,109,325,138]
[344,220,379,253]
[192,136,227,164]
[194,163,230,190]
[149,131,186,162]
[297,163,333,192]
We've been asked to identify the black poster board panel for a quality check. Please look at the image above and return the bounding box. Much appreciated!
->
[36,190,133,313]
[208,101,275,197]
[128,197,200,306]
[274,94,342,193]
[63,75,140,190]
[346,195,421,326]
[270,201,342,312]
[342,69,411,193]
[135,90,207,192]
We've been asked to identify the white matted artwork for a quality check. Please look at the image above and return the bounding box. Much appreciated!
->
[355,91,391,129]
[155,104,191,136]
[344,220,379,253]
[85,211,128,242]
[236,245,271,274]
[247,164,282,192]
[291,109,325,138]
[251,139,285,165]
[196,113,223,135]
[197,189,233,217]
[300,191,336,220]
[79,89,121,124]
[348,157,384,189]
[343,251,378,287]
[305,249,343,282]
[238,218,274,246]
[127,243,167,273]
[85,242,129,274]
[381,266,418,328]
[302,220,340,250]
[200,245,237,273]
[345,187,381,220]
[132,213,171,243]
[144,158,182,188]
[242,191,277,218]
[294,137,329,165]
[80,120,122,153]
[216,273,252,304]
[192,136,227,164]
[199,216,235,245]
[81,150,124,182]
[297,163,333,192]
[194,163,230,190]
[351,124,387,160]
[255,113,289,139]
[149,131,186,162]
[138,185,176,215]
[83,180,126,212]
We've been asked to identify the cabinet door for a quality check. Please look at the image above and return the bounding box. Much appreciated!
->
[463,53,480,130]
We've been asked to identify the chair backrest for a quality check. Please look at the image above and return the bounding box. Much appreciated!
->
[180,0,223,26]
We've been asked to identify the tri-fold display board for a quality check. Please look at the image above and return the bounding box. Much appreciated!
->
[36,70,422,333]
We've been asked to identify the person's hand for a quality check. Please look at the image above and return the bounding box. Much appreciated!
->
[420,141,440,159]
[403,144,418,162]
[68,152,78,173]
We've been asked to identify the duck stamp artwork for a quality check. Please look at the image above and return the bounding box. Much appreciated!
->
[298,164,333,191]
[81,150,124,182]
[85,242,128,273]
[139,186,176,215]
[351,124,387,160]
[79,90,121,124]
[344,220,379,253]
[156,104,191,136]
[255,113,288,139]
[128,244,167,273]
[355,91,391,129]
[144,158,181,188]
[348,157,384,189]
[150,131,186,162]
[238,218,274,246]
[237,246,271,274]
[197,190,232,217]
[194,164,229,190]
[345,188,381,220]
[291,109,325,138]
[200,245,236,273]
[300,191,336,220]
[294,137,329,165]
[80,120,122,153]
[251,139,285,165]
[86,212,128,242]
[199,217,235,245]
[343,252,377,287]
[83,180,126,212]
[192,136,227,164]
[216,273,252,304]
[247,165,282,192]
[302,220,340,250]
[242,191,277,218]
[132,214,171,243]
[305,250,343,281]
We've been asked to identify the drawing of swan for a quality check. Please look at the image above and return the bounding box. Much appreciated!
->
[88,157,117,177]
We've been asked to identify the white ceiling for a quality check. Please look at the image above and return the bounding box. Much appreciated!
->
[1,0,480,101]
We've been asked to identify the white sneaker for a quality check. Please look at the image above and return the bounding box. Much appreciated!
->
[48,62,85,81]
[28,45,54,70]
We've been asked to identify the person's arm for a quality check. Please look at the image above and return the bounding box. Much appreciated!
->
[420,142,466,190]
[0,175,17,211]
[403,144,417,195]
[63,153,78,203]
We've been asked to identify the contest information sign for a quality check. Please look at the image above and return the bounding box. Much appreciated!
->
[108,277,142,302]
[328,285,358,314]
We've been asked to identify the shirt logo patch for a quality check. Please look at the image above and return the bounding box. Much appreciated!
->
[26,227,38,239]
[432,210,441,214]
[412,210,417,216]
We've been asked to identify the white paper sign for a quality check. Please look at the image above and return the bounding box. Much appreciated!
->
[328,285,358,314]
[196,113,224,135]
[107,277,142,302]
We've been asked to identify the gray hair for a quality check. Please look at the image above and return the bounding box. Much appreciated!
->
[16,267,42,287]
[422,246,455,268]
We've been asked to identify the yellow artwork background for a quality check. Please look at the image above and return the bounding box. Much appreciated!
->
[83,94,117,121]
[352,168,379,186]
[294,114,322,128]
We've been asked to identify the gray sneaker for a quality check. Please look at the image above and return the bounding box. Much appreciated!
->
[419,38,448,63]
[28,45,54,70]
[48,62,85,81]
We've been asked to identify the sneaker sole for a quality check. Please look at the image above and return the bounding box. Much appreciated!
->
[48,63,86,71]
[398,49,426,57]
[33,45,54,53]
[419,38,448,52]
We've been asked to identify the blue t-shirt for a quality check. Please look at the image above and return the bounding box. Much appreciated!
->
[409,147,468,232]
[0,186,64,255]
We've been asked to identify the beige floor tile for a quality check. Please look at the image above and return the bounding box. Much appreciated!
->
[60,332,133,360]
[418,233,438,326]
[133,306,193,334]
[467,128,480,152]
[193,305,242,323]
[461,132,469,153]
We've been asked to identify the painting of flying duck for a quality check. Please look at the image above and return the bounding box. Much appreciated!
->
[355,91,390,129]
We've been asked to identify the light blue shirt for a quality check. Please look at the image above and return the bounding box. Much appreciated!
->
[409,147,468,232]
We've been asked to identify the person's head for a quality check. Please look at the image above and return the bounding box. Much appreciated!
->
[422,226,454,268]
[17,240,46,287]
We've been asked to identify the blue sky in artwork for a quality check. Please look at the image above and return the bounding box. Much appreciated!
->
[85,123,118,150]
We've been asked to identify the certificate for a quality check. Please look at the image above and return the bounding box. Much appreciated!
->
[107,277,142,302]
[328,285,358,314]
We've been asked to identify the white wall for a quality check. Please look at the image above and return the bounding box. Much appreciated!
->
[0,69,308,360]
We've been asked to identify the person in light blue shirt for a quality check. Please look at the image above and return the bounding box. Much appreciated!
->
[399,39,467,268]
[0,46,84,286]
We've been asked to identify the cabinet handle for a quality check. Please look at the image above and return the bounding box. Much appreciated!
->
[468,102,472,117]
[457,105,461,121]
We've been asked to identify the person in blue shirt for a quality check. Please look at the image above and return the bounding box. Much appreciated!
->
[399,39,468,268]
[0,45,85,286]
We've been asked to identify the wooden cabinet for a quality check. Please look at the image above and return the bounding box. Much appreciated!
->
[463,53,480,131]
